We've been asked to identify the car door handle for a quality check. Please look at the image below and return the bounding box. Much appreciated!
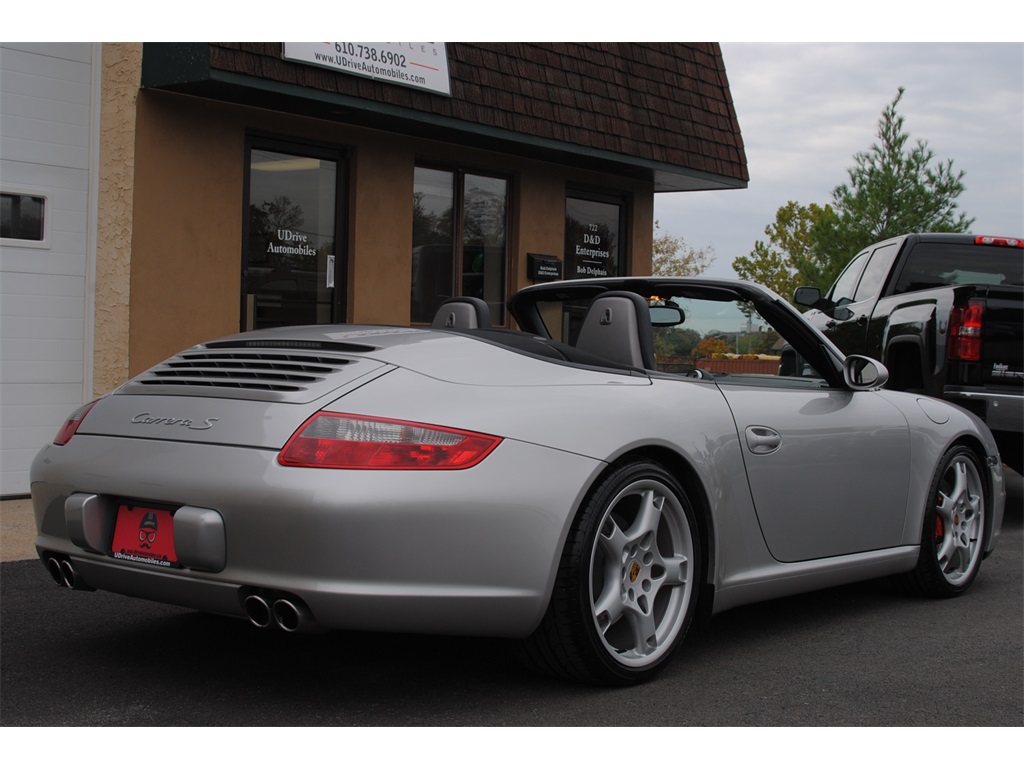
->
[745,426,781,455]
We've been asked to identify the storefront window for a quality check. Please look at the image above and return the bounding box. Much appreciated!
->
[411,168,455,323]
[564,194,625,279]
[555,192,627,341]
[243,142,343,330]
[411,167,508,325]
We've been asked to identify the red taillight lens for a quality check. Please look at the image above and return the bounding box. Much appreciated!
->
[948,302,984,362]
[278,413,502,470]
[974,235,1023,248]
[54,401,99,445]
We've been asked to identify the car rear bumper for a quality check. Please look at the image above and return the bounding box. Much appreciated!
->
[31,435,603,638]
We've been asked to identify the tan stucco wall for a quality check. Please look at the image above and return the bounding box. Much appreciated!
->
[347,138,415,325]
[93,43,141,396]
[123,89,656,374]
[130,91,243,374]
[630,194,654,275]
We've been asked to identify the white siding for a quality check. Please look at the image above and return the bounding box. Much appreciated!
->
[1,43,98,495]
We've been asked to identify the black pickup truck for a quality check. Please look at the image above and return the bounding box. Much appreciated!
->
[795,233,1023,473]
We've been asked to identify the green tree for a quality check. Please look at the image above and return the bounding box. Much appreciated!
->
[733,201,833,300]
[652,221,715,276]
[735,88,974,294]
[810,88,974,289]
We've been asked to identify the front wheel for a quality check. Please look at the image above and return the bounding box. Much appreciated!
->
[521,460,701,685]
[904,446,987,597]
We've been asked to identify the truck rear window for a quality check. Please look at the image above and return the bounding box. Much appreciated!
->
[893,243,1023,294]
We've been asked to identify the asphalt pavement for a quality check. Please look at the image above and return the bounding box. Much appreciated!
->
[1,473,1021,727]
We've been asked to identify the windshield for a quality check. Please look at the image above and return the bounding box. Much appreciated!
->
[534,291,825,382]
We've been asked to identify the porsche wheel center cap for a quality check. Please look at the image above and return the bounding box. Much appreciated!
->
[628,561,641,583]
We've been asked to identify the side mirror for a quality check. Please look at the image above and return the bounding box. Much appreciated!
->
[649,306,685,327]
[794,286,853,320]
[843,355,889,390]
[793,286,823,308]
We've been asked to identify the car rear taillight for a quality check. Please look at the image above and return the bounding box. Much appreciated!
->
[948,301,984,362]
[974,235,1023,248]
[278,413,502,470]
[54,400,99,445]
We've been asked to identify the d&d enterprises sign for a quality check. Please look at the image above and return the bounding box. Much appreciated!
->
[283,43,451,96]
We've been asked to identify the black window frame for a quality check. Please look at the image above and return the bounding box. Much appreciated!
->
[1,191,47,245]
[241,134,349,331]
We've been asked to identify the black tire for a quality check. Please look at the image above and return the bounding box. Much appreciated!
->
[904,446,986,597]
[520,460,701,685]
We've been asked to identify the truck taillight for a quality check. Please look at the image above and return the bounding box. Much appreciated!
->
[948,302,984,362]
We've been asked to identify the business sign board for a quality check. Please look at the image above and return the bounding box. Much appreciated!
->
[283,43,451,96]
[528,253,563,281]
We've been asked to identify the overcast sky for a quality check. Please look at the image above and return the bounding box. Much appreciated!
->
[654,42,1024,279]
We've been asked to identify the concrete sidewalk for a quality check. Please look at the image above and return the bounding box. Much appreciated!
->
[1,497,36,562]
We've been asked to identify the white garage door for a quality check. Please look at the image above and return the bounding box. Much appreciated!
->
[1,43,98,496]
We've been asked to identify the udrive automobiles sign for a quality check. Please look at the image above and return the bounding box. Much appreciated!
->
[283,43,452,96]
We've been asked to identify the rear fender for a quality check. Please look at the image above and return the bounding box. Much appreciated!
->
[872,299,939,388]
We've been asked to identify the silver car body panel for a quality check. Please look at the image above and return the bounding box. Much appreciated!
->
[33,434,603,636]
[31,279,1007,638]
[717,384,912,562]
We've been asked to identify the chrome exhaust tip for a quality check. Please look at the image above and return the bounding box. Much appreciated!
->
[46,557,65,587]
[272,599,302,633]
[244,594,272,629]
[59,559,78,589]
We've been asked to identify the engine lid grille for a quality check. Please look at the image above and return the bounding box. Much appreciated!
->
[125,346,384,402]
[141,351,348,391]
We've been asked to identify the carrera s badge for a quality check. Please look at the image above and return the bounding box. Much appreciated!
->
[131,413,219,430]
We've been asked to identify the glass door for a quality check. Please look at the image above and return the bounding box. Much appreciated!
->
[243,140,345,330]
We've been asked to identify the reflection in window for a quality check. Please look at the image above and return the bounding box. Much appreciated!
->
[829,251,869,305]
[462,174,507,322]
[245,148,337,329]
[894,242,1024,293]
[565,196,622,279]
[411,169,455,323]
[1,193,45,241]
[411,168,508,324]
[853,244,897,301]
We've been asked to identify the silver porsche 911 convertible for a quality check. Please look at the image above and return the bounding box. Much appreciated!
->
[31,277,1006,685]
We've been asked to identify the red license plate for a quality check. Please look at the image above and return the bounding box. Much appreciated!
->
[110,504,178,567]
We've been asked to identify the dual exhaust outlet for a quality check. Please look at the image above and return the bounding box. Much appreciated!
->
[243,593,320,633]
[45,555,316,634]
[46,556,94,591]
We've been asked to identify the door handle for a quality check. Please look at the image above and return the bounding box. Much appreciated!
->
[745,426,782,455]
[326,254,335,289]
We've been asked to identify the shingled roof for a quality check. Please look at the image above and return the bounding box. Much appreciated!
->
[142,43,747,192]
